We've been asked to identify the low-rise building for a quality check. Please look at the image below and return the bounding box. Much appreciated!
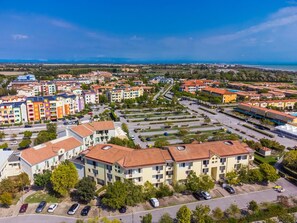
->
[66,121,116,149]
[20,136,83,180]
[202,87,237,103]
[107,87,144,102]
[0,151,21,181]
[258,147,271,157]
[84,140,253,186]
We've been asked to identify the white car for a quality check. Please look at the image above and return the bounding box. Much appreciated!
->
[131,135,135,140]
[149,198,159,208]
[47,203,58,213]
[11,141,18,145]
[200,191,211,200]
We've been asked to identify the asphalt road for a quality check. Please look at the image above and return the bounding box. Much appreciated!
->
[1,179,296,223]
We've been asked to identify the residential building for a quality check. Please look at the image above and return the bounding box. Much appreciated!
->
[237,103,297,124]
[179,79,219,93]
[107,87,144,102]
[0,102,27,124]
[57,74,73,79]
[202,87,237,103]
[20,136,83,180]
[83,140,253,186]
[247,99,297,110]
[0,151,20,181]
[83,91,98,104]
[66,121,116,149]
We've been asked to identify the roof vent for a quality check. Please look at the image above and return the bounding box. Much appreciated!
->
[176,146,186,151]
[224,141,233,146]
[102,145,112,150]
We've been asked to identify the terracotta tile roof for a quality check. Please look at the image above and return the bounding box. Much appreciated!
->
[85,144,171,168]
[261,147,271,151]
[21,136,82,166]
[70,121,115,137]
[203,87,234,95]
[166,141,250,162]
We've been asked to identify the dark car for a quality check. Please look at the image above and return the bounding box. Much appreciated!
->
[77,115,84,119]
[224,185,235,194]
[35,201,47,213]
[3,148,11,151]
[81,205,91,216]
[119,206,127,213]
[19,203,28,213]
[193,191,204,200]
[24,125,32,128]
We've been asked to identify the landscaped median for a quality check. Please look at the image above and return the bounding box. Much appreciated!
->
[242,124,275,138]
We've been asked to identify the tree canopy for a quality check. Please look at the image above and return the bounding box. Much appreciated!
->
[50,161,78,196]
[76,177,97,203]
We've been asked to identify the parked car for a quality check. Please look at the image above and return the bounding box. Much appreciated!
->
[193,191,204,200]
[224,185,235,194]
[81,205,91,216]
[130,135,135,140]
[149,198,159,208]
[119,206,127,213]
[3,148,11,151]
[24,125,32,128]
[36,201,47,213]
[200,191,211,200]
[47,203,58,213]
[11,141,18,145]
[19,203,28,213]
[67,203,80,215]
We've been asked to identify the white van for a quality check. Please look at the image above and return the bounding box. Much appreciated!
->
[149,198,159,208]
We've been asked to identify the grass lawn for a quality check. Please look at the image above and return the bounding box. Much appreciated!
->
[254,153,278,165]
[25,191,63,203]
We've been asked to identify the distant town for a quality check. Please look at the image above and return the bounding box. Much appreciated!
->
[0,63,297,223]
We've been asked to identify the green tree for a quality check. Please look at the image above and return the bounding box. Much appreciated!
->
[124,180,144,206]
[16,172,30,190]
[158,213,173,223]
[186,171,214,192]
[46,123,57,134]
[0,192,13,207]
[259,163,279,182]
[142,213,152,223]
[156,184,173,198]
[34,170,52,188]
[102,181,127,209]
[19,139,31,149]
[0,143,8,149]
[100,217,121,223]
[248,168,264,183]
[121,123,129,135]
[176,205,192,223]
[178,128,189,137]
[0,131,5,140]
[154,139,169,148]
[34,131,56,145]
[282,150,297,171]
[278,213,296,223]
[143,181,157,200]
[0,178,16,194]
[248,200,259,213]
[192,204,213,223]
[76,177,96,203]
[23,131,33,139]
[225,171,240,185]
[225,204,240,218]
[50,161,78,196]
[99,95,108,104]
[212,207,224,220]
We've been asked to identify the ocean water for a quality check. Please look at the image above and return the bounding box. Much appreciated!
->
[245,64,297,72]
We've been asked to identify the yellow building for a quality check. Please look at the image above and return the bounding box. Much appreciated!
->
[107,87,144,102]
[202,87,237,103]
[84,141,253,187]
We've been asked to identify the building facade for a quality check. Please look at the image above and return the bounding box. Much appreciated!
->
[84,140,253,187]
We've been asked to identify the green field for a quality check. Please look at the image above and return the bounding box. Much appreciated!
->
[25,191,63,203]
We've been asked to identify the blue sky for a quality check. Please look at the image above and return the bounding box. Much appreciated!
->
[1,0,297,63]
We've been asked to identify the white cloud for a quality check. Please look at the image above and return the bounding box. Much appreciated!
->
[205,6,297,44]
[12,34,29,40]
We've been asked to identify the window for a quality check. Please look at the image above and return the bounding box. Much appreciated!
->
[220,166,225,172]
[203,168,209,174]
[220,158,226,163]
[203,160,209,165]
[242,155,247,160]
[179,163,186,168]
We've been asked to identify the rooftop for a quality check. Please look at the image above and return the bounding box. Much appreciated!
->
[70,121,115,137]
[21,136,82,166]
